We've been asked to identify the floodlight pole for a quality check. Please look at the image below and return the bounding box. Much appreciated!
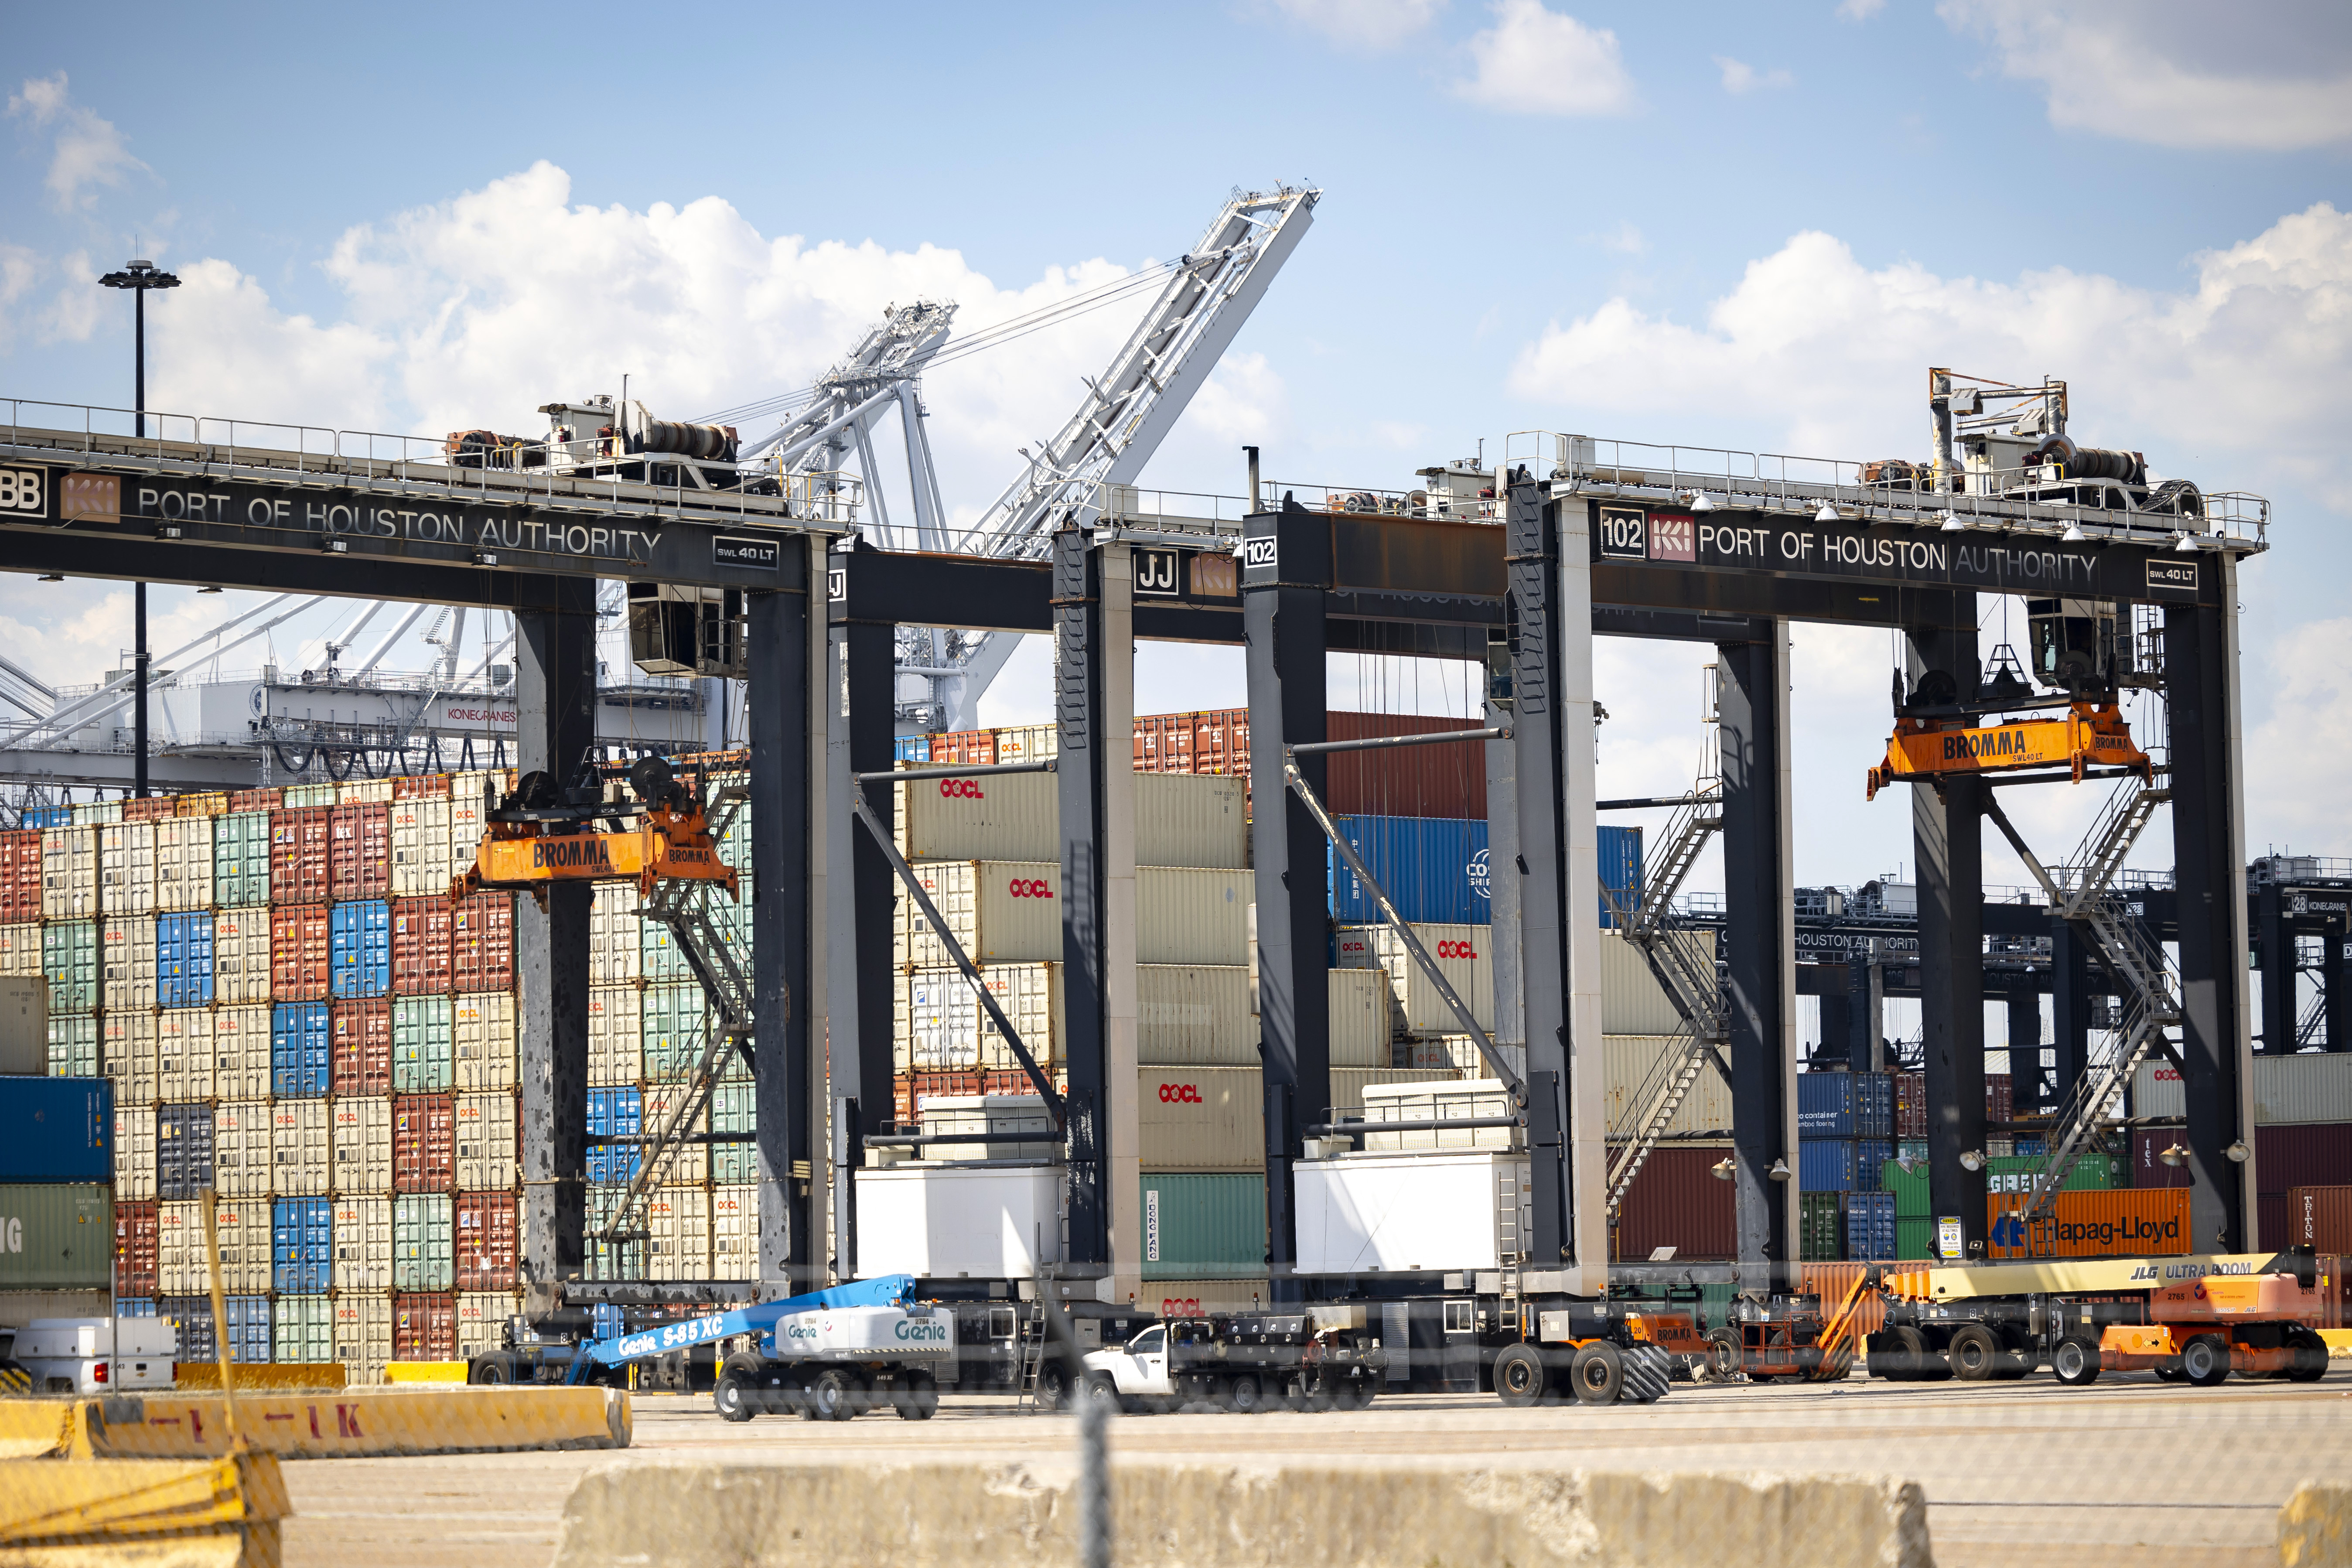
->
[100,259,180,798]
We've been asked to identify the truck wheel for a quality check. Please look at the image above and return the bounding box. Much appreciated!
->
[1225,1372,1267,1414]
[1493,1344,1546,1408]
[470,1357,509,1387]
[714,1369,758,1422]
[1946,1324,2000,1382]
[1082,1373,1123,1414]
[2285,1327,2330,1384]
[1869,1327,1915,1381]
[1332,1377,1375,1411]
[1035,1360,1071,1413]
[2152,1364,2186,1383]
[808,1367,860,1420]
[894,1370,939,1421]
[1569,1342,1624,1406]
[2051,1335,2103,1387]
[2179,1334,2232,1387]
[1703,1329,1743,1383]
[1621,1346,1673,1404]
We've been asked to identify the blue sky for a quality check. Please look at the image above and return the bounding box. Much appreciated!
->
[4,0,2351,900]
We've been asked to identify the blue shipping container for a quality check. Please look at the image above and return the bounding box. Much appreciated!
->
[1795,1073,1893,1140]
[1328,816,1489,926]
[0,1076,113,1182]
[223,1295,272,1364]
[1797,1138,1894,1194]
[328,900,391,998]
[273,1197,334,1294]
[271,1003,331,1099]
[1844,1190,1897,1261]
[157,1103,216,1200]
[156,912,216,1009]
[1596,824,1643,929]
[23,808,71,829]
[156,1297,215,1362]
[587,1088,643,1185]
[116,1297,157,1317]
[893,735,932,763]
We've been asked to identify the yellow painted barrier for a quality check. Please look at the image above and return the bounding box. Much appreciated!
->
[0,1400,78,1459]
[0,1452,286,1567]
[2321,1328,2352,1358]
[69,1387,628,1459]
[381,1362,470,1384]
[175,1363,348,1393]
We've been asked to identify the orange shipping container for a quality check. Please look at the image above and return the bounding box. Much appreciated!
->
[329,802,393,901]
[394,774,452,800]
[1986,1188,2191,1260]
[2286,1186,2352,1254]
[270,903,331,1000]
[1795,1262,1887,1341]
[270,807,332,905]
[392,897,453,995]
[230,788,283,814]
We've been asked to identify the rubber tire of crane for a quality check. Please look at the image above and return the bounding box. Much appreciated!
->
[1225,1372,1267,1414]
[1331,1376,1376,1411]
[1946,1324,2002,1382]
[807,1367,860,1421]
[1703,1328,1744,1383]
[2285,1327,2330,1384]
[470,1357,509,1387]
[1493,1344,1547,1408]
[1569,1342,1625,1406]
[893,1370,940,1421]
[1621,1346,1672,1404]
[1034,1360,1072,1413]
[713,1370,758,1423]
[2050,1335,2103,1387]
[2179,1335,2232,1388]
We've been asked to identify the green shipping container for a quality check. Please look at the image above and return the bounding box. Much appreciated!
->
[644,984,744,1079]
[41,921,98,1016]
[275,1294,334,1364]
[710,1081,756,1184]
[392,996,453,1092]
[48,1014,99,1078]
[1139,1173,1264,1281]
[0,1182,113,1289]
[392,1193,454,1291]
[214,812,273,908]
[1896,1217,1936,1261]
[1798,1191,1843,1262]
[1882,1153,2121,1217]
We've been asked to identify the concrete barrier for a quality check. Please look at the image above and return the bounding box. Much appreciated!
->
[175,1363,348,1393]
[2281,1482,2351,1568]
[61,1387,628,1459]
[0,1400,78,1459]
[0,1451,287,1566]
[551,1462,1935,1568]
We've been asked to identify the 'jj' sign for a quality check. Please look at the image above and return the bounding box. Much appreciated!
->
[1134,548,1180,596]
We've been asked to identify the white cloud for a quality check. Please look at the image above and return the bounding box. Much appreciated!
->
[1714,56,1793,94]
[1507,202,2352,505]
[1939,0,2352,150]
[1454,0,1636,116]
[1837,0,1886,17]
[6,72,147,209]
[1596,219,1645,254]
[1268,0,1444,50]
[2246,618,2352,850]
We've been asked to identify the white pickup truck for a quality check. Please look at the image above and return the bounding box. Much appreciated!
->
[1079,1312,1385,1414]
[10,1318,178,1395]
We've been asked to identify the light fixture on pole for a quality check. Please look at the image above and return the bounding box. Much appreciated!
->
[1814,502,1840,523]
[1690,492,1717,513]
[99,258,180,800]
[1710,1156,1736,1182]
[2158,1143,2188,1167]
[1766,1158,1792,1183]
[1959,1149,1986,1172]
[2061,521,2087,543]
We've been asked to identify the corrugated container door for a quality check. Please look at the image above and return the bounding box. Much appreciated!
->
[41,827,98,919]
[330,900,392,999]
[710,1185,758,1280]
[1138,1173,1266,1280]
[114,1198,160,1296]
[453,992,517,1091]
[392,898,454,995]
[454,1092,518,1190]
[0,832,39,924]
[456,1293,508,1357]
[214,813,272,908]
[271,808,331,905]
[331,998,393,1096]
[643,984,710,1079]
[332,1098,393,1195]
[45,1013,99,1079]
[157,1009,215,1102]
[393,1293,458,1362]
[332,1290,393,1384]
[451,894,513,992]
[271,1001,330,1098]
[211,910,265,1005]
[272,1100,331,1196]
[103,1010,160,1107]
[212,1201,273,1293]
[588,987,642,1085]
[393,1094,457,1193]
[100,822,157,914]
[271,905,330,1000]
[585,1187,645,1282]
[393,1193,455,1291]
[333,1196,393,1291]
[42,918,97,1014]
[112,1107,157,1200]
[392,995,454,1092]
[212,1101,270,1198]
[648,1185,713,1278]
[157,1103,216,1201]
[0,921,38,977]
[590,885,642,985]
[99,915,156,1012]
[274,1294,334,1365]
[454,1191,518,1290]
[157,1202,203,1295]
[710,1083,757,1184]
[274,1196,333,1294]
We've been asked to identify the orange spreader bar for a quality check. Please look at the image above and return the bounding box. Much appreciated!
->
[454,805,738,901]
[1866,703,2150,800]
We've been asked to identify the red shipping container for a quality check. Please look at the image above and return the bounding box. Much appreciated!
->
[1192,709,1249,777]
[939,729,996,767]
[451,894,513,992]
[2132,1128,2195,1188]
[455,1191,519,1291]
[270,808,332,905]
[0,830,40,924]
[1323,711,1488,820]
[2257,1123,2352,1196]
[123,797,177,823]
[331,998,393,1096]
[329,802,392,901]
[1158,714,1194,773]
[270,903,331,1000]
[1987,1073,2014,1128]
[1895,1073,2015,1139]
[393,1093,456,1192]
[392,897,454,996]
[1611,1145,1736,1261]
[2286,1188,2352,1252]
[394,774,451,800]
[230,787,283,814]
[114,1199,159,1298]
[1132,718,1155,772]
[392,1293,457,1361]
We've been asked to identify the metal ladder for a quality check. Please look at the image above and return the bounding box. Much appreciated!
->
[588,786,760,1264]
[1601,780,1732,1219]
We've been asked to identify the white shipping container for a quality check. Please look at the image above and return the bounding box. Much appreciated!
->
[71,801,122,826]
[272,1099,332,1195]
[711,1184,758,1281]
[1136,1279,1272,1319]
[157,1008,215,1102]
[212,1100,275,1199]
[99,822,157,916]
[454,1090,518,1191]
[1135,965,1257,1065]
[914,1095,1060,1161]
[1604,1034,1737,1139]
[589,883,642,984]
[41,827,99,919]
[213,1199,273,1294]
[456,1292,512,1357]
[646,1184,712,1278]
[0,922,38,976]
[113,1106,157,1199]
[991,724,1058,764]
[1295,1151,1533,1274]
[1328,968,1395,1069]
[333,1289,393,1384]
[893,861,1249,968]
[1396,1037,1485,1074]
[894,770,1247,868]
[334,1197,393,1291]
[100,915,158,1012]
[211,909,271,1005]
[332,1097,393,1195]
[153,816,215,913]
[212,1005,273,1101]
[337,779,395,805]
[1330,1068,1442,1121]
[157,1200,205,1296]
[453,991,517,1092]
[1137,1066,1265,1170]
[1597,931,1714,1035]
[639,1084,710,1183]
[1359,1077,1518,1152]
[390,797,455,897]
[588,987,642,1085]
[2133,1052,2352,1127]
[1334,923,1492,1036]
[103,1011,159,1106]
[854,1164,1063,1280]
[898,963,1061,1073]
